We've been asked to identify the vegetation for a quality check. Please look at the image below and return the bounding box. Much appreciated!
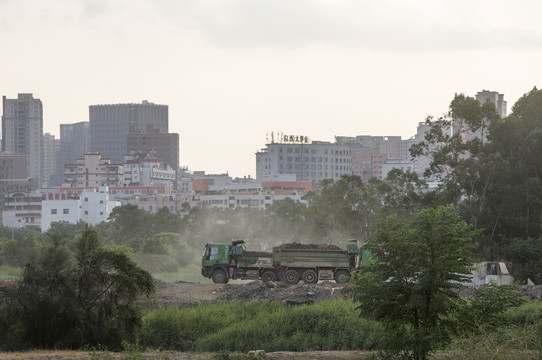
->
[139,299,384,352]
[0,226,154,350]
[348,207,479,360]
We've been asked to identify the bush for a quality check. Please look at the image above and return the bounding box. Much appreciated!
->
[455,283,527,332]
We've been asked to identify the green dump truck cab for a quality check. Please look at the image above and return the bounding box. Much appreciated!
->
[201,239,360,284]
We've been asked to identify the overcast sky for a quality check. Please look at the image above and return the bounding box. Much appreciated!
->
[2,0,541,178]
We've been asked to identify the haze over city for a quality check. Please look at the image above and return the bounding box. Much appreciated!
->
[2,0,542,178]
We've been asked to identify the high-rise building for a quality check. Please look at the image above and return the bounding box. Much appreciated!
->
[2,93,43,185]
[476,90,507,118]
[89,100,168,163]
[53,122,90,186]
[42,133,59,187]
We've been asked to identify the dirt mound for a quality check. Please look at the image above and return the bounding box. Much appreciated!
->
[216,280,349,304]
[275,243,343,251]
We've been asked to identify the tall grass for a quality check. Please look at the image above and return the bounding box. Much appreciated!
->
[437,300,542,360]
[138,299,384,352]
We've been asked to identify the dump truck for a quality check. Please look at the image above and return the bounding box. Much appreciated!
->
[201,239,361,284]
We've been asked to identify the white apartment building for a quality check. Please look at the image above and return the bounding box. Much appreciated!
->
[256,138,352,182]
[41,187,121,232]
[198,192,308,210]
[123,158,175,193]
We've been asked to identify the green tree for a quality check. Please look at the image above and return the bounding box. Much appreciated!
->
[106,204,154,250]
[349,207,478,360]
[0,226,154,350]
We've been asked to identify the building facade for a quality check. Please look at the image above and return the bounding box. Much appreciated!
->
[41,187,121,232]
[0,154,30,212]
[42,132,59,187]
[256,139,352,182]
[64,153,124,187]
[54,121,90,186]
[126,131,179,188]
[123,157,176,193]
[2,190,42,228]
[2,93,43,185]
[89,100,168,163]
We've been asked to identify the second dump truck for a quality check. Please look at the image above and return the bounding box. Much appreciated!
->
[201,240,362,284]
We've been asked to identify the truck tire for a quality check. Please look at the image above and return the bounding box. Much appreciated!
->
[283,269,300,285]
[334,270,351,284]
[212,269,229,284]
[261,270,277,283]
[302,270,318,284]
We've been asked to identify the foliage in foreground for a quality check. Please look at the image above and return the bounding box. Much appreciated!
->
[137,298,542,356]
[0,226,155,351]
[139,299,384,352]
[349,207,479,360]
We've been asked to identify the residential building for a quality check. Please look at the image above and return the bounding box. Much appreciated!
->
[2,93,43,185]
[64,153,123,187]
[41,185,166,202]
[198,192,308,210]
[136,193,189,214]
[0,154,30,211]
[123,155,176,193]
[41,187,121,232]
[126,131,179,188]
[89,100,168,163]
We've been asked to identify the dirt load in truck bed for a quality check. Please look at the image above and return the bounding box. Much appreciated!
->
[275,243,343,250]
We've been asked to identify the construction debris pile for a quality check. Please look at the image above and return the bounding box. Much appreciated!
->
[217,280,349,304]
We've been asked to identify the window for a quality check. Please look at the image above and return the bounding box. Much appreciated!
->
[63,209,69,214]
[85,211,88,215]
[84,197,88,202]
[100,200,103,204]
[51,209,57,214]
[100,212,103,215]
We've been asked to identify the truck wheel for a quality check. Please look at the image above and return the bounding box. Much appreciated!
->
[212,269,229,284]
[283,269,300,285]
[334,270,351,284]
[261,271,277,283]
[302,270,318,284]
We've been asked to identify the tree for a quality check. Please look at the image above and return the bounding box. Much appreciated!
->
[348,207,478,360]
[106,204,154,250]
[1,226,155,350]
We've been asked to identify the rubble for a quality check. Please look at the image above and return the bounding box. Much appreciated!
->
[216,280,349,304]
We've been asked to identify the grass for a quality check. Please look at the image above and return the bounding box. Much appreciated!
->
[0,265,22,280]
[138,299,384,352]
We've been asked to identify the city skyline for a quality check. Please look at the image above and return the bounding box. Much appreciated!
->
[2,1,541,178]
